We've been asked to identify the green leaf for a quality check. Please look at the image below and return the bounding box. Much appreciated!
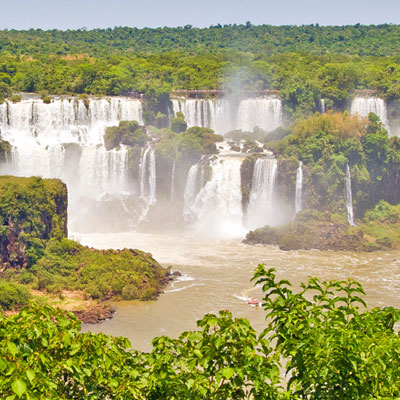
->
[26,369,35,383]
[70,343,81,355]
[11,379,26,398]
[221,367,235,380]
[0,358,7,371]
[7,342,17,356]
[193,349,203,359]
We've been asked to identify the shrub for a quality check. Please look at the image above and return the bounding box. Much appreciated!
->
[0,281,31,310]
[171,116,187,133]
[41,96,52,104]
[8,94,22,103]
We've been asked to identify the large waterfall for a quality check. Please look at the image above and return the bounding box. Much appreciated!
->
[295,161,303,214]
[0,97,144,229]
[345,164,355,226]
[171,97,283,134]
[245,157,278,230]
[350,97,389,131]
[183,153,246,238]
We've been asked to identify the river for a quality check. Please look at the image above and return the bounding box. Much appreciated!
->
[77,231,400,352]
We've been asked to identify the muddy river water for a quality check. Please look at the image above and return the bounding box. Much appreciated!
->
[77,231,400,352]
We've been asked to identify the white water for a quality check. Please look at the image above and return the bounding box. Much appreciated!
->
[246,157,278,229]
[183,154,246,238]
[295,161,303,214]
[345,164,355,226]
[350,97,389,132]
[320,99,326,114]
[0,97,144,229]
[236,98,283,133]
[183,163,202,220]
[139,147,156,206]
[172,97,283,134]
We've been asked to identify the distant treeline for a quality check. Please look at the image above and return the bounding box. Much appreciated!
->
[1,24,400,56]
[1,24,400,118]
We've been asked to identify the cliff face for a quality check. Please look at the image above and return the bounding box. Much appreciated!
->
[0,176,67,270]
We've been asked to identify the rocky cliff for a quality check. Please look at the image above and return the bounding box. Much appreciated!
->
[0,176,67,270]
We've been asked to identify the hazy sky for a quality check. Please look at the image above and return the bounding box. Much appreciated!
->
[1,0,399,30]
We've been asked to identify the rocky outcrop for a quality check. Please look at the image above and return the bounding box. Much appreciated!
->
[72,304,115,324]
[244,209,394,252]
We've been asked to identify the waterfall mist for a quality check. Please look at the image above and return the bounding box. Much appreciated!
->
[0,93,296,239]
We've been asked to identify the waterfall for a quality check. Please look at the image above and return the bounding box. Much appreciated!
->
[0,96,144,229]
[295,161,303,214]
[236,98,282,133]
[350,97,389,131]
[320,99,326,114]
[345,164,355,226]
[245,157,278,230]
[139,147,156,206]
[183,163,202,220]
[170,160,176,201]
[183,155,245,238]
[171,97,283,135]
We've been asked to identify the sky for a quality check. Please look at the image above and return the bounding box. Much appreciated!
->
[1,0,400,30]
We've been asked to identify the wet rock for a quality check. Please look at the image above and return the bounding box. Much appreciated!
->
[73,304,115,324]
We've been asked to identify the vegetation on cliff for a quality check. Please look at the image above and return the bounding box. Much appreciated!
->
[0,176,168,314]
[270,113,399,215]
[0,176,67,270]
[1,267,400,398]
[242,112,400,250]
[104,120,147,151]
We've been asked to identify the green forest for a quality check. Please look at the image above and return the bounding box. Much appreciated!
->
[1,24,400,56]
[1,24,400,121]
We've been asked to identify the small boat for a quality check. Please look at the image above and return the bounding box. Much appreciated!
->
[247,297,260,306]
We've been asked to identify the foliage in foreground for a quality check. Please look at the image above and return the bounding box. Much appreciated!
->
[253,265,400,399]
[1,266,400,399]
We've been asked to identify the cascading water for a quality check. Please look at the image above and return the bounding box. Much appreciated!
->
[345,164,355,226]
[245,157,278,230]
[236,98,282,133]
[183,153,246,238]
[0,96,144,230]
[320,99,326,114]
[350,97,389,131]
[139,147,157,206]
[183,163,203,220]
[172,97,283,134]
[295,161,303,214]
